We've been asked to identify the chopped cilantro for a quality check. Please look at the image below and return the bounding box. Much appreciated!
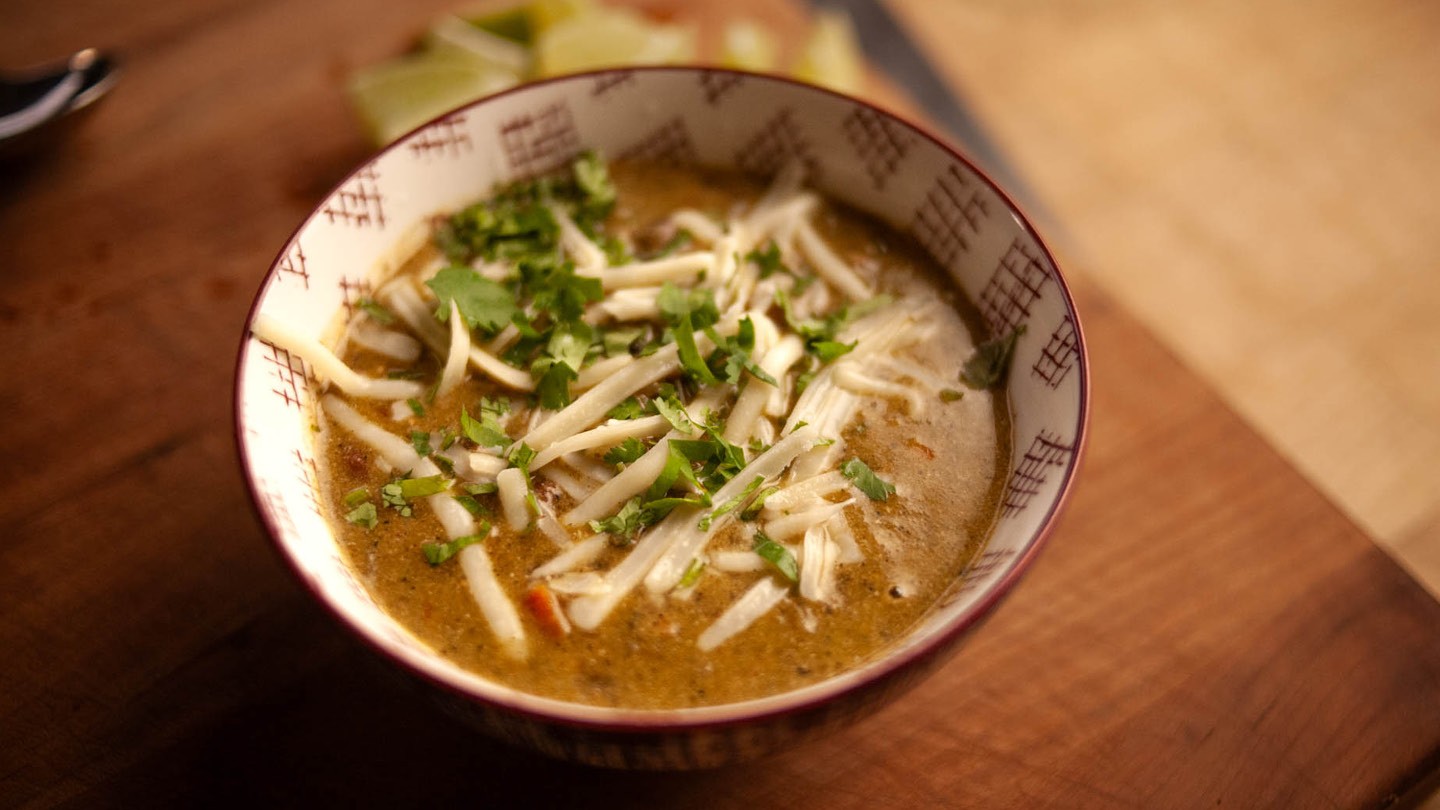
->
[699,475,764,531]
[777,290,893,361]
[658,282,722,384]
[464,482,498,495]
[460,403,509,448]
[406,398,425,417]
[745,240,787,278]
[841,458,896,502]
[422,527,488,566]
[590,498,646,545]
[651,394,695,433]
[940,388,965,403]
[740,485,780,521]
[607,396,647,420]
[530,321,593,410]
[753,531,799,583]
[430,453,456,476]
[426,265,518,333]
[647,442,711,506]
[356,297,395,325]
[811,340,856,362]
[961,326,1026,390]
[706,317,778,386]
[650,228,694,259]
[344,502,378,529]
[453,494,486,516]
[508,443,539,515]
[399,475,452,499]
[409,430,433,457]
[571,150,617,222]
[603,437,647,467]
[380,482,412,516]
[677,558,706,589]
[602,326,649,358]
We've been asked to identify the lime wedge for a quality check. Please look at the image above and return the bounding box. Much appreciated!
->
[792,9,863,94]
[461,4,534,45]
[529,0,597,34]
[347,53,519,145]
[720,19,779,72]
[424,14,531,75]
[533,7,697,77]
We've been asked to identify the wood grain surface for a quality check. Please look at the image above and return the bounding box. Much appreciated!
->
[888,0,1440,596]
[3,0,1439,807]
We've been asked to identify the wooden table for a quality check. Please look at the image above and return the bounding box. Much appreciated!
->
[4,1,1439,806]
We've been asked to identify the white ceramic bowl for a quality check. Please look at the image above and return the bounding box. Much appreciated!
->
[234,67,1088,769]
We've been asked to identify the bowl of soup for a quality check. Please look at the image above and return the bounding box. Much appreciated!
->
[235,67,1088,768]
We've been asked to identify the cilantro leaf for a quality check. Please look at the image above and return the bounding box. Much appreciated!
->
[707,318,778,386]
[452,494,486,516]
[399,475,452,499]
[652,394,695,434]
[649,228,694,259]
[646,441,710,506]
[508,443,540,515]
[426,265,518,333]
[746,241,787,278]
[657,282,719,330]
[740,485,780,521]
[571,150,617,222]
[753,531,799,582]
[422,527,488,566]
[603,437,647,467]
[344,502,378,529]
[811,340,855,362]
[841,458,896,502]
[677,558,706,589]
[607,396,647,420]
[961,326,1026,390]
[589,498,647,545]
[700,475,764,531]
[461,405,510,448]
[356,297,395,325]
[410,430,433,458]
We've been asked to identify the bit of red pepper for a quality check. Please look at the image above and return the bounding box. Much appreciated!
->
[524,583,571,639]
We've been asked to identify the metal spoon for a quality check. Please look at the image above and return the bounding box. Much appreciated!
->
[0,48,119,155]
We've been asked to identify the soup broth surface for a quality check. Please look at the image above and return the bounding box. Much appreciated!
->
[316,160,1009,708]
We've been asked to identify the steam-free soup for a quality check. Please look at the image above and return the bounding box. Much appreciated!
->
[259,156,1010,709]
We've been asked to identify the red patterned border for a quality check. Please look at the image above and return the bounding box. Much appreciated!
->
[293,448,322,517]
[592,71,637,96]
[910,165,990,268]
[1002,430,1073,518]
[939,548,1020,607]
[259,340,309,410]
[618,118,697,166]
[337,276,373,316]
[978,238,1050,336]
[1032,314,1079,389]
[735,108,818,181]
[321,166,386,229]
[698,70,744,105]
[842,106,917,190]
[407,113,473,160]
[276,241,310,289]
[500,102,581,176]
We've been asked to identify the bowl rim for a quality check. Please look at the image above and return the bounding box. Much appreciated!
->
[232,65,1090,733]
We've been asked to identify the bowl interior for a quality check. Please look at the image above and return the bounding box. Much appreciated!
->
[235,67,1086,727]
